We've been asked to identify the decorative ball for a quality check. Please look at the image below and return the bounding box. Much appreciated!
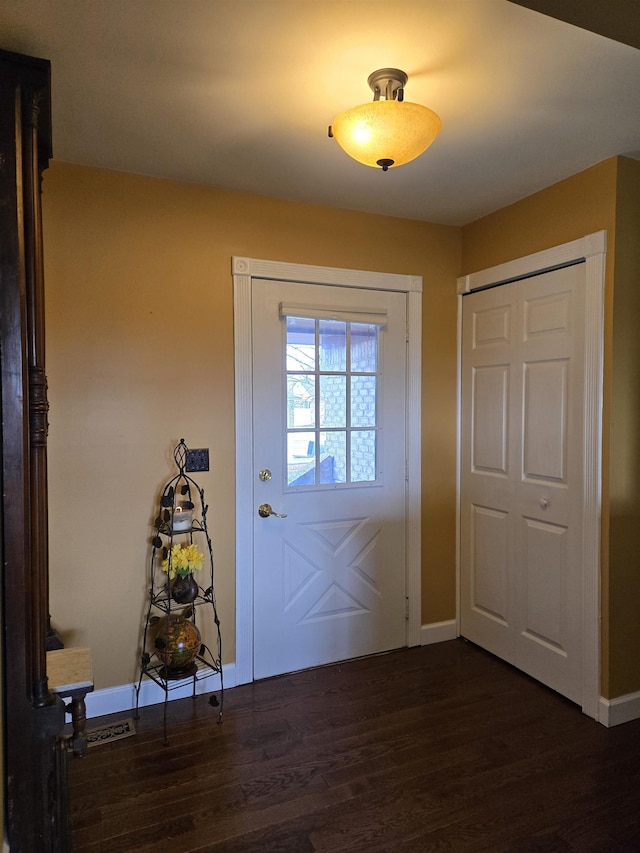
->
[152,615,201,675]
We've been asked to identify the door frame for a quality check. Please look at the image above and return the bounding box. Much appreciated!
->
[233,256,423,685]
[456,231,606,719]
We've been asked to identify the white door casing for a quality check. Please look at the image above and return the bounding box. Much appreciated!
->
[233,258,423,685]
[457,232,605,720]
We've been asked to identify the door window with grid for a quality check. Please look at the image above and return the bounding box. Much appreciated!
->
[285,315,381,487]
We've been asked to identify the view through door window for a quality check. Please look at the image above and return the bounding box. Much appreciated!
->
[285,316,379,487]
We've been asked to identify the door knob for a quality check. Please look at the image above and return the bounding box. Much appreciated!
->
[539,498,549,510]
[258,503,287,519]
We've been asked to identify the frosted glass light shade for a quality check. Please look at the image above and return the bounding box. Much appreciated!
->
[332,99,441,170]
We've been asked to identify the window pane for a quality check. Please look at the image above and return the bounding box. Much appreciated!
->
[351,375,376,427]
[321,431,346,484]
[287,374,315,428]
[351,323,377,372]
[319,320,346,371]
[288,431,316,486]
[351,430,376,482]
[320,374,346,428]
[286,317,316,370]
[285,317,381,490]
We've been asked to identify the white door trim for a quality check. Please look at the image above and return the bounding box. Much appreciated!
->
[456,231,606,720]
[233,257,423,685]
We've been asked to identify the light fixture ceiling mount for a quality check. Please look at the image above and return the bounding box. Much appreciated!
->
[367,67,408,103]
[329,68,441,172]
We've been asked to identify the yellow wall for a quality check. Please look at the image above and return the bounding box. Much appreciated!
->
[42,156,640,702]
[461,157,619,272]
[608,157,640,696]
[42,161,461,690]
[462,156,640,699]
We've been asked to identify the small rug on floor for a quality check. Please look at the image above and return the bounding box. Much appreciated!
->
[86,718,136,748]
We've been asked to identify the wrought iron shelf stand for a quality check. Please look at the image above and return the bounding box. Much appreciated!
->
[134,439,223,743]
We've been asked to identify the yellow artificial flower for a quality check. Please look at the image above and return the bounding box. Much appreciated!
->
[161,542,204,579]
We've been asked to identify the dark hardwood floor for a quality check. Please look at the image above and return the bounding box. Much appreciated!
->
[69,640,640,852]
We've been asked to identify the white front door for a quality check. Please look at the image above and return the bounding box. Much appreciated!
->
[460,263,588,704]
[251,278,408,680]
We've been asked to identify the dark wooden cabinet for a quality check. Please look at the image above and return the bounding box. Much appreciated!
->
[0,48,71,851]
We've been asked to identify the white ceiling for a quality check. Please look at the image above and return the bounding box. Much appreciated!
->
[2,0,640,226]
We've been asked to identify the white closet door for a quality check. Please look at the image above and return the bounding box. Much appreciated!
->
[460,263,586,704]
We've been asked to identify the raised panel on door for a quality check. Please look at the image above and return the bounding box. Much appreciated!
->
[523,359,568,484]
[521,516,568,652]
[472,365,509,476]
[274,514,390,674]
[470,504,510,626]
[472,301,513,349]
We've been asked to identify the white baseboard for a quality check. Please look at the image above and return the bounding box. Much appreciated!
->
[85,663,236,720]
[420,619,457,645]
[598,689,640,727]
[86,628,462,719]
[87,640,640,730]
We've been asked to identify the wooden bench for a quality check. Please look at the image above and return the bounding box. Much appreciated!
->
[47,647,94,757]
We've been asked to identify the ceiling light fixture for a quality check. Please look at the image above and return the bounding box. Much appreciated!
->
[329,68,441,172]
